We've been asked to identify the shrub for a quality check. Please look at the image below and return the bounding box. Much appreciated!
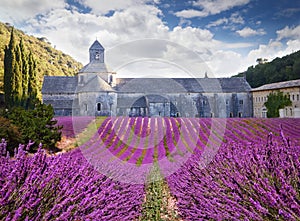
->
[0,116,23,155]
[6,103,62,153]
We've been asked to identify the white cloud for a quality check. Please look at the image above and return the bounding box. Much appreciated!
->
[276,25,300,40]
[178,18,192,27]
[75,0,160,15]
[174,9,208,18]
[175,0,250,18]
[206,50,243,77]
[229,12,244,25]
[236,27,266,37]
[206,18,228,28]
[206,13,244,29]
[193,0,250,13]
[0,0,65,24]
[26,5,169,64]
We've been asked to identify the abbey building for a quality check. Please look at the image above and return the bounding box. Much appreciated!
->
[42,40,253,118]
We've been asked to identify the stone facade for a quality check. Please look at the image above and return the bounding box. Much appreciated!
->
[42,40,253,118]
[252,79,300,118]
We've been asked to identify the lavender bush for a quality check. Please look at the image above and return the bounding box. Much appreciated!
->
[0,141,144,220]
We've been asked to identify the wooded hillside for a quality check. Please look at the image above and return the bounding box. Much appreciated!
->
[0,22,82,93]
[233,50,300,88]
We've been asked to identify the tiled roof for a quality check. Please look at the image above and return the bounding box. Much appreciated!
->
[252,79,300,91]
[116,77,251,93]
[42,76,77,94]
[42,76,252,94]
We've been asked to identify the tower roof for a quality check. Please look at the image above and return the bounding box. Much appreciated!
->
[89,40,104,51]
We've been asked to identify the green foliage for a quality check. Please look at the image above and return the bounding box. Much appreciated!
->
[0,22,82,94]
[141,164,164,220]
[141,163,179,220]
[0,116,23,154]
[20,38,29,100]
[233,50,300,88]
[264,91,292,118]
[5,102,62,153]
[27,52,38,109]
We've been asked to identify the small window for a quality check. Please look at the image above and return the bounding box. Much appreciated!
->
[239,100,243,105]
[109,75,113,84]
[230,112,233,118]
[226,100,229,105]
[292,94,295,101]
[297,94,299,101]
[238,112,243,118]
[95,53,100,60]
[97,103,101,111]
[84,104,88,111]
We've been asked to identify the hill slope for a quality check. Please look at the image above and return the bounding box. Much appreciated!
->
[233,50,300,88]
[0,22,83,93]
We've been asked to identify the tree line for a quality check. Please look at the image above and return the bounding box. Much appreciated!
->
[233,50,300,88]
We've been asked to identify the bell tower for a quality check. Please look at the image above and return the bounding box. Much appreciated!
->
[89,40,104,63]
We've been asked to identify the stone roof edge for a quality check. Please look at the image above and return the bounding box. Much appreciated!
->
[252,79,300,92]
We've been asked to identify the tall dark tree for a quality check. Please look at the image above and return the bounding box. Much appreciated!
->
[4,28,15,107]
[12,43,23,105]
[27,52,38,108]
[20,38,29,105]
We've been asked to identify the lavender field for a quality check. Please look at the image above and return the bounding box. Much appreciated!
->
[1,117,300,220]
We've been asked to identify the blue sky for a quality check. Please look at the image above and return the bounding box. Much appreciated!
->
[0,0,299,78]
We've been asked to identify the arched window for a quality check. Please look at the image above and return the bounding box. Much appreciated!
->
[97,103,101,111]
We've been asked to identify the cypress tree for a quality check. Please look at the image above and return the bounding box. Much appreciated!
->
[20,38,29,106]
[13,43,23,106]
[4,28,15,107]
[27,52,38,108]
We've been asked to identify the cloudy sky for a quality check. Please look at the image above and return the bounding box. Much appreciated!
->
[0,0,300,78]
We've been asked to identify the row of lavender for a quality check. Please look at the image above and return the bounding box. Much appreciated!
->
[0,141,144,220]
[167,119,300,220]
[78,117,300,165]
